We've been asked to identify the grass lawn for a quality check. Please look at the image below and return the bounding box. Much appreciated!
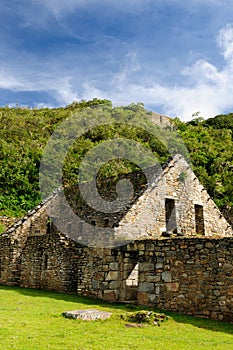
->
[0,285,232,350]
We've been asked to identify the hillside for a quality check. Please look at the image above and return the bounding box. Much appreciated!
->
[174,114,233,226]
[0,100,232,227]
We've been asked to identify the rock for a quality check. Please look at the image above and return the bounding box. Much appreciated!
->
[62,309,112,321]
[162,271,172,282]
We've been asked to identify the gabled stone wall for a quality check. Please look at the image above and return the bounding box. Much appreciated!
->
[0,216,15,228]
[114,156,233,239]
[29,155,232,246]
[0,155,232,323]
[4,155,230,249]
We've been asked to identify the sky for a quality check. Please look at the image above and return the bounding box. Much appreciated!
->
[1,0,233,120]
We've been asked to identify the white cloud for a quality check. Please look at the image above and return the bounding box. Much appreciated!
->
[77,23,233,120]
[217,23,233,63]
[166,23,233,119]
[0,51,79,105]
[182,60,222,85]
[0,69,23,90]
[53,77,79,103]
[116,52,141,85]
[1,13,233,120]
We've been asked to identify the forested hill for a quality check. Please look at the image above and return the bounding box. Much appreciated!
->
[0,100,232,228]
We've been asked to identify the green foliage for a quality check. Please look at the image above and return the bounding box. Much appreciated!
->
[0,99,111,216]
[178,171,187,183]
[202,113,233,131]
[175,114,233,225]
[121,310,168,325]
[0,100,232,226]
[62,110,170,186]
[2,100,176,216]
[0,223,6,234]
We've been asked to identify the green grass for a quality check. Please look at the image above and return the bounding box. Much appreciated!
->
[0,285,232,350]
[0,223,6,234]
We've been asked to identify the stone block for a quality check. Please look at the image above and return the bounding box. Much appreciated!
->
[62,309,112,321]
[137,292,148,305]
[102,264,110,271]
[138,282,154,293]
[178,294,185,299]
[162,271,172,282]
[109,280,121,289]
[106,271,119,281]
[103,290,117,301]
[214,290,221,296]
[147,275,160,283]
[140,262,154,272]
[146,242,154,251]
[148,294,157,303]
[94,272,105,281]
[138,243,145,251]
[109,262,119,271]
[166,282,179,292]
[91,280,99,289]
[99,281,108,290]
[138,272,145,283]
[205,242,214,249]
[156,263,163,269]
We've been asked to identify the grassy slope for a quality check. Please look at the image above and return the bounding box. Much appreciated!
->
[0,285,232,350]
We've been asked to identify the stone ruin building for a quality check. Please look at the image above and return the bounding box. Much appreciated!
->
[0,154,233,322]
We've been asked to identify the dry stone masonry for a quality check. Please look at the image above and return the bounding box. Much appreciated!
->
[0,155,232,323]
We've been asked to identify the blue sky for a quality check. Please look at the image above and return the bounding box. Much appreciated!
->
[1,0,233,120]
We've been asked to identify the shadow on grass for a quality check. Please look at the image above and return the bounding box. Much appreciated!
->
[163,311,233,335]
[1,284,233,335]
[0,284,139,311]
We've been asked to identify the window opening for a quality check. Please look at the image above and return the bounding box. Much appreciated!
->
[195,204,205,235]
[126,263,138,287]
[42,253,48,270]
[165,198,177,232]
[46,218,52,233]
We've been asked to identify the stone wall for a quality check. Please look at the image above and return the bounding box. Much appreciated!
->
[75,237,233,323]
[0,154,232,322]
[1,223,233,322]
[136,238,233,323]
[114,156,233,240]
[33,155,232,248]
[4,155,230,250]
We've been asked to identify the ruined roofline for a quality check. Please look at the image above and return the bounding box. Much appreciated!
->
[2,186,62,237]
[2,154,189,237]
[0,154,195,236]
[2,153,232,240]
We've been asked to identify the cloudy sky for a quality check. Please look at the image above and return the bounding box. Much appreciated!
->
[1,0,233,120]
